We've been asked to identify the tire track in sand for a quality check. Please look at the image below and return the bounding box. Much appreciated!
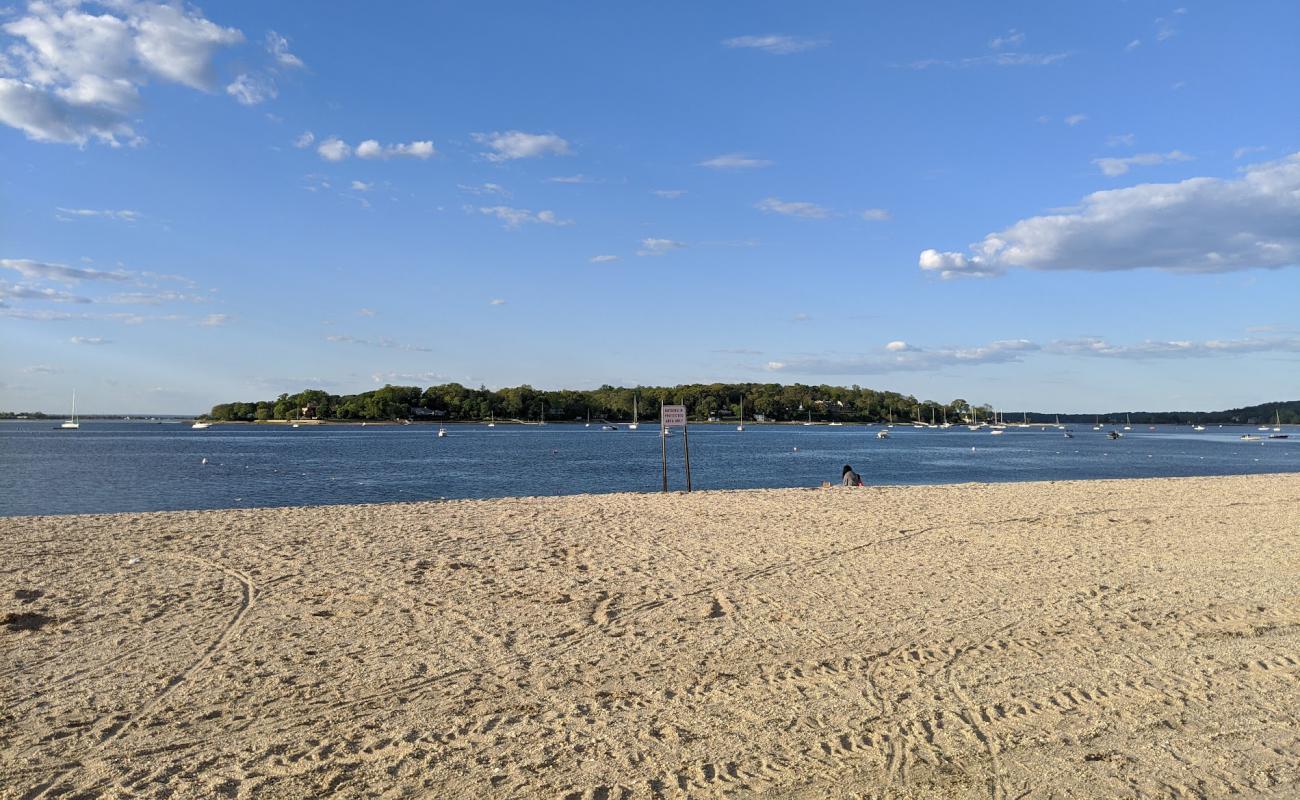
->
[22,552,256,800]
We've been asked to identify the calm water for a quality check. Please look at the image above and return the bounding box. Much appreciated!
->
[1,420,1296,516]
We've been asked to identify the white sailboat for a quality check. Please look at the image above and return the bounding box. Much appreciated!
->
[1273,410,1282,432]
[60,391,79,429]
[736,397,745,432]
[803,409,814,426]
[1123,414,1132,432]
[628,396,639,430]
[437,424,447,437]
[487,412,495,428]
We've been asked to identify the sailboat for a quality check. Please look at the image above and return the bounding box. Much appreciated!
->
[803,409,814,426]
[737,397,745,432]
[1273,410,1283,432]
[487,412,495,428]
[585,409,591,428]
[437,423,448,437]
[60,391,79,429]
[1123,414,1132,432]
[628,396,639,430]
[1093,416,1102,431]
[966,405,981,431]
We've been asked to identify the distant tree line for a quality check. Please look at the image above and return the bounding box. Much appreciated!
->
[200,385,1300,425]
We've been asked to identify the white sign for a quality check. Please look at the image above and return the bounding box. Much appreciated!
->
[661,405,687,428]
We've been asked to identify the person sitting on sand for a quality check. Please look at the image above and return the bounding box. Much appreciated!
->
[842,464,862,487]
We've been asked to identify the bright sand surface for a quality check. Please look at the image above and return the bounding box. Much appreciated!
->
[4,474,1300,799]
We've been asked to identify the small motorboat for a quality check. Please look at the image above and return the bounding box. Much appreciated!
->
[1064,432,1074,439]
[1107,430,1122,440]
[1240,434,1263,441]
[191,421,211,429]
[437,425,448,438]
[1268,434,1289,439]
[876,430,890,439]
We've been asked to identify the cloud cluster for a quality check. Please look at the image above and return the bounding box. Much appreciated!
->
[721,35,826,55]
[477,206,572,229]
[314,135,435,161]
[2,258,131,283]
[324,334,431,352]
[764,334,1300,375]
[473,130,570,162]
[0,0,244,145]
[226,72,276,106]
[919,152,1300,278]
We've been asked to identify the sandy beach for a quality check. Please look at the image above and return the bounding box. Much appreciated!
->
[4,474,1300,798]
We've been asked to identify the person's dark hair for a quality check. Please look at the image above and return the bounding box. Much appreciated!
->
[842,464,853,476]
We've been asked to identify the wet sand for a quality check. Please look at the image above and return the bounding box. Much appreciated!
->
[4,473,1300,798]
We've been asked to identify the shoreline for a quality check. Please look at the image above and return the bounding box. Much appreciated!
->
[5,473,1300,797]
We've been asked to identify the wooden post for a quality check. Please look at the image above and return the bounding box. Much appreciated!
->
[682,416,692,492]
[661,401,668,493]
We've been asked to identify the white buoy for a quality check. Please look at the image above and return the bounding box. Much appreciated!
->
[793,446,798,451]
[201,457,207,464]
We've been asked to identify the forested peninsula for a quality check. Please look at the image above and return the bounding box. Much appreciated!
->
[200,384,1300,426]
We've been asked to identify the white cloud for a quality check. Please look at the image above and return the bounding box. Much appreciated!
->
[71,336,110,345]
[1,258,130,283]
[355,138,434,160]
[0,0,243,145]
[105,290,203,305]
[1065,113,1088,126]
[225,72,276,106]
[1234,145,1267,160]
[546,174,595,184]
[1155,15,1179,42]
[589,255,619,263]
[316,136,349,161]
[791,312,811,322]
[325,334,431,352]
[698,152,773,170]
[199,312,230,326]
[478,206,572,228]
[488,298,506,306]
[906,52,1068,69]
[861,208,892,221]
[988,29,1025,50]
[22,364,58,374]
[457,182,509,197]
[636,238,685,257]
[350,180,372,191]
[1048,336,1300,359]
[266,30,303,69]
[1126,39,1142,51]
[919,152,1300,278]
[55,207,140,222]
[369,371,449,385]
[1106,133,1136,147]
[652,189,686,199]
[357,308,376,317]
[293,130,314,148]
[1093,149,1191,176]
[0,281,92,303]
[473,130,570,162]
[765,339,1040,374]
[755,197,832,219]
[721,35,826,55]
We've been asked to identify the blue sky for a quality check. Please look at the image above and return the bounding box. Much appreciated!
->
[2,1,1298,414]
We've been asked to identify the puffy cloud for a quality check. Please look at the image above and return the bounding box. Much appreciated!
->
[919,153,1300,278]
[636,238,685,256]
[355,138,434,159]
[1093,149,1191,176]
[0,0,243,144]
[589,255,619,263]
[698,152,772,170]
[225,72,276,106]
[55,207,140,221]
[292,130,314,148]
[71,336,110,345]
[1234,145,1267,160]
[472,130,570,162]
[755,197,832,219]
[861,208,892,221]
[1065,113,1087,126]
[316,136,349,161]
[350,180,372,191]
[199,312,231,326]
[478,206,572,228]
[721,35,826,55]
[1,258,131,283]
[265,30,303,69]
